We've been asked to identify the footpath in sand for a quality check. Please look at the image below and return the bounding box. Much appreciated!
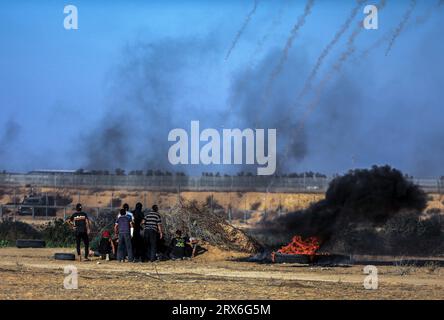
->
[0,247,443,299]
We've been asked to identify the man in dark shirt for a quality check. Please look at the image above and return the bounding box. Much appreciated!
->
[67,203,91,261]
[141,204,163,262]
[115,208,134,262]
[131,202,145,262]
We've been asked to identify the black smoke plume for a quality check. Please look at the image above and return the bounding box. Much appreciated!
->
[83,36,225,171]
[258,166,442,255]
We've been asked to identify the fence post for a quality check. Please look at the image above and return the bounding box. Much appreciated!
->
[32,207,35,220]
[0,205,2,220]
[45,192,48,218]
[244,198,247,224]
[64,207,66,220]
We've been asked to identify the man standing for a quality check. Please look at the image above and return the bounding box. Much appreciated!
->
[67,203,91,262]
[141,204,163,262]
[114,208,134,262]
[117,203,134,237]
[132,202,145,262]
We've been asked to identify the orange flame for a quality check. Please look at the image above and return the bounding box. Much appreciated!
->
[277,235,320,256]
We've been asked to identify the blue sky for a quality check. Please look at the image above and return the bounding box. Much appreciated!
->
[0,0,443,176]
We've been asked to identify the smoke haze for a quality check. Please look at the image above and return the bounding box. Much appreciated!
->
[1,1,443,176]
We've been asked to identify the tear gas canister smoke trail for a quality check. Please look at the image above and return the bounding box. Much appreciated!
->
[360,0,440,59]
[385,0,417,56]
[225,1,288,119]
[249,0,289,67]
[267,0,315,85]
[225,0,260,61]
[254,0,315,123]
[298,0,366,100]
[274,0,388,172]
[297,0,387,131]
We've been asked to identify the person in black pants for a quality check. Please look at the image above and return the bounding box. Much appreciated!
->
[131,202,145,262]
[66,203,91,261]
[141,205,163,262]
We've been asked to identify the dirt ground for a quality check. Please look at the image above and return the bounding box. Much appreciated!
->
[0,247,442,300]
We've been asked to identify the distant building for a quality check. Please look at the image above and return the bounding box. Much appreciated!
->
[27,169,77,175]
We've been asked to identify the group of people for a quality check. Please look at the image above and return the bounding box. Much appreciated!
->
[66,202,196,262]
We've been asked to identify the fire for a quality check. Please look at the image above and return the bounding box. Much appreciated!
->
[274,235,320,257]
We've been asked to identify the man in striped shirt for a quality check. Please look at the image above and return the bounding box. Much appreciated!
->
[141,204,163,262]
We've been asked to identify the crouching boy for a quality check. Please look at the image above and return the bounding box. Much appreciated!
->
[97,230,116,260]
[169,230,193,260]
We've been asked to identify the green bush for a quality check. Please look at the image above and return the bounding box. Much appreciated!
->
[0,219,77,248]
[0,239,9,247]
[40,219,76,247]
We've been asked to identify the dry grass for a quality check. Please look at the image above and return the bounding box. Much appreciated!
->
[0,247,443,300]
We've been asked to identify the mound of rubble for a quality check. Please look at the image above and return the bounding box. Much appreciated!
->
[162,201,261,254]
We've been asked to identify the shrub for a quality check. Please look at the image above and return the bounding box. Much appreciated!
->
[383,212,443,255]
[40,219,75,247]
[0,239,10,247]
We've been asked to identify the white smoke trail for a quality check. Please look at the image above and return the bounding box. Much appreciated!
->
[361,0,442,60]
[298,0,365,100]
[276,0,388,168]
[226,2,288,120]
[255,0,315,120]
[225,0,260,61]
[299,0,387,127]
[249,0,290,68]
[385,0,417,56]
[268,0,315,83]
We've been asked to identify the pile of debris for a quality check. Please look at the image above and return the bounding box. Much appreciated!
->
[162,200,261,254]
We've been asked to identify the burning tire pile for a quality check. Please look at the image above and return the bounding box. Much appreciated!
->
[271,235,351,265]
[256,166,443,265]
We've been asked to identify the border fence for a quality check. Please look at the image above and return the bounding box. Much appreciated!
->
[1,173,443,193]
[0,173,442,222]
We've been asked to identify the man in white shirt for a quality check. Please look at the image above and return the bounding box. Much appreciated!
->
[117,203,134,237]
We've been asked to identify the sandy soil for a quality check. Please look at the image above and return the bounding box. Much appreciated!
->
[0,247,442,300]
